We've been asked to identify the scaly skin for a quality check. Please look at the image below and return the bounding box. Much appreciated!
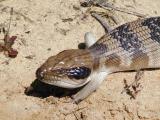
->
[36,49,95,88]
[36,17,160,103]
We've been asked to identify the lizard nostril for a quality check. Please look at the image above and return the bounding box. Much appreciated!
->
[36,68,44,79]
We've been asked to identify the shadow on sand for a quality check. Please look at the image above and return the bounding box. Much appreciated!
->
[24,79,81,98]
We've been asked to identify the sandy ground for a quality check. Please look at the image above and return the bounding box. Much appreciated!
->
[0,0,160,120]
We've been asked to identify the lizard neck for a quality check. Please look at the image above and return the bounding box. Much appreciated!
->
[88,42,108,59]
[88,41,123,73]
[87,42,108,71]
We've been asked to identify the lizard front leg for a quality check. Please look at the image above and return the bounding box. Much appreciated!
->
[72,67,110,103]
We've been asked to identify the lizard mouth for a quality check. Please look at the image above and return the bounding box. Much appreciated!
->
[36,67,91,89]
[36,68,89,88]
[39,77,89,89]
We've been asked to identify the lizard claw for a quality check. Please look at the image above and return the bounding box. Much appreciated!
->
[71,95,82,104]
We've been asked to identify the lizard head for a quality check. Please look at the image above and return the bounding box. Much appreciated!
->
[36,49,94,88]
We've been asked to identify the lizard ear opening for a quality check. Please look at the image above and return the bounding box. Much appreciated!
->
[67,67,91,80]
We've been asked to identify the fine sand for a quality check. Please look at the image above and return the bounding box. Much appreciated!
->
[0,0,160,120]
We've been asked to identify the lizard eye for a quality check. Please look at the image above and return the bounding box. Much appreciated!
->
[67,67,91,79]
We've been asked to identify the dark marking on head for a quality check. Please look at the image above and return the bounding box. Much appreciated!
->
[141,17,160,43]
[67,67,91,80]
[105,53,121,67]
[110,24,143,53]
[130,50,149,69]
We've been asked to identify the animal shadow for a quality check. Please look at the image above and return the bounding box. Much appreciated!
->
[24,79,81,98]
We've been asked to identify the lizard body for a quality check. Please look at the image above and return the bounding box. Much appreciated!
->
[36,17,160,103]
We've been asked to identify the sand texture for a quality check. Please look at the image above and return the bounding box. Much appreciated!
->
[0,0,160,120]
